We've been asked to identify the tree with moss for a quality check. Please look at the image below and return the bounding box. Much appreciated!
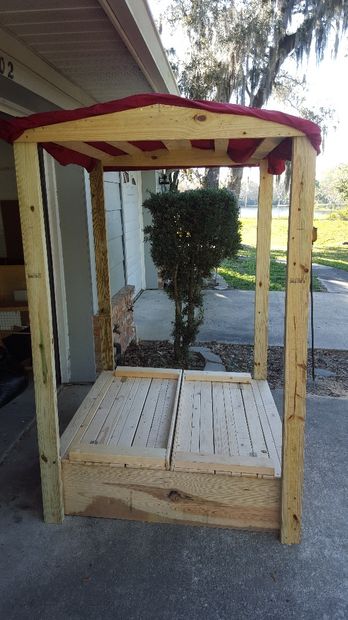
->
[144,188,241,364]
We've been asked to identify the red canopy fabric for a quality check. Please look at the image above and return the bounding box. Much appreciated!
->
[0,93,321,175]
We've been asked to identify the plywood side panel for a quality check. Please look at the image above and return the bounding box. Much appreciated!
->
[62,460,281,531]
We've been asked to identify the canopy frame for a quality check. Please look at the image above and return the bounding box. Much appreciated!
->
[10,100,317,544]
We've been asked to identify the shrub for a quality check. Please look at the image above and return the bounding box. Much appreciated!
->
[144,188,241,364]
[329,206,348,220]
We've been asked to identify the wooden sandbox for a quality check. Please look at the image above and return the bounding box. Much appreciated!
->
[61,367,282,530]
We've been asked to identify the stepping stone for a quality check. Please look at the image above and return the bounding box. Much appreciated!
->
[204,362,226,372]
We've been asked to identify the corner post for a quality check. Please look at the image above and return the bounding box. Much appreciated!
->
[13,142,63,523]
[281,137,316,544]
[89,162,114,370]
[253,159,273,379]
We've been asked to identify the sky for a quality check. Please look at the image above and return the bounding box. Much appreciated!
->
[149,0,348,179]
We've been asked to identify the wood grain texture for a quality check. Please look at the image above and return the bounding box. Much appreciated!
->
[90,162,113,370]
[16,104,305,143]
[62,460,281,531]
[13,143,63,523]
[281,137,316,544]
[254,159,273,379]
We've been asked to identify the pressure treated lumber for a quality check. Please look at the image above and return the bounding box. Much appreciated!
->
[15,104,305,143]
[62,460,281,530]
[281,137,316,544]
[90,162,114,370]
[13,143,63,523]
[254,159,273,379]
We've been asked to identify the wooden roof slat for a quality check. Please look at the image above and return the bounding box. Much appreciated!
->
[15,104,305,144]
[214,138,229,154]
[55,141,105,160]
[251,137,284,162]
[107,141,143,155]
[163,140,192,151]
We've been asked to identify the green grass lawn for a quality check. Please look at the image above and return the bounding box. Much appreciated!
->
[218,217,348,291]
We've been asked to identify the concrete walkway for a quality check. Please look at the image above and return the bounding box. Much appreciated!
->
[0,388,347,619]
[134,289,348,349]
[313,263,348,293]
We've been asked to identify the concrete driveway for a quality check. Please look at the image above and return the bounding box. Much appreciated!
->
[0,387,347,619]
[134,289,348,349]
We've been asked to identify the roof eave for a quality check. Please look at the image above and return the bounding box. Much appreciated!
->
[98,0,179,95]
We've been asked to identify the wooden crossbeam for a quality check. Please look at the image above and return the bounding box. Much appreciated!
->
[15,105,305,143]
[99,149,246,169]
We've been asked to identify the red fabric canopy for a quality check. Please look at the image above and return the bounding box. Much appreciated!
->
[0,93,321,175]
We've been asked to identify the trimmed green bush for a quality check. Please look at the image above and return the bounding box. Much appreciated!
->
[144,188,241,364]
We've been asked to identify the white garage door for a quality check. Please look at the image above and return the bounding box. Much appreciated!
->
[120,171,145,297]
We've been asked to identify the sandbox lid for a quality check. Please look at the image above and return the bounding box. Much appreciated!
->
[171,370,282,477]
[61,367,182,470]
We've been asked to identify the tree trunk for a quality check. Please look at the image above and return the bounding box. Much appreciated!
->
[226,168,243,202]
[203,167,219,189]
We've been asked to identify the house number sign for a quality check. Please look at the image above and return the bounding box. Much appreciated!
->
[0,55,14,80]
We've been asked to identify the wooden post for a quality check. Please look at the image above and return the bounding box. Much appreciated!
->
[13,142,64,523]
[89,162,114,370]
[254,159,273,379]
[281,137,316,544]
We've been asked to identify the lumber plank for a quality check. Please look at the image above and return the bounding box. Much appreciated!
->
[63,460,281,530]
[165,372,183,469]
[60,371,113,455]
[228,384,253,456]
[16,104,305,143]
[55,141,105,160]
[190,382,201,452]
[281,137,316,545]
[254,159,273,379]
[90,162,113,370]
[145,379,170,448]
[107,141,143,155]
[165,451,275,475]
[112,377,152,448]
[173,379,195,453]
[80,377,123,445]
[184,370,251,383]
[222,383,239,457]
[212,382,229,456]
[115,366,181,380]
[251,137,283,161]
[214,138,230,154]
[198,381,214,454]
[240,383,268,457]
[69,444,166,468]
[13,142,63,523]
[154,380,177,449]
[132,379,161,447]
[96,378,136,444]
[162,139,192,150]
[100,150,249,169]
[251,380,281,477]
[258,380,282,462]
